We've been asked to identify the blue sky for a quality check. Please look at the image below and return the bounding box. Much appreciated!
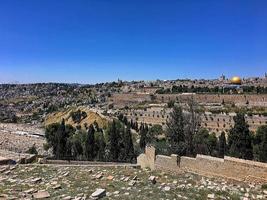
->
[0,0,266,84]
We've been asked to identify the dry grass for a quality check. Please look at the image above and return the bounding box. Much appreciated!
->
[44,106,108,129]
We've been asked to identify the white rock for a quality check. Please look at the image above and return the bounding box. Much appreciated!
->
[33,191,50,199]
[148,176,156,184]
[91,189,106,199]
[63,196,72,200]
[244,193,249,198]
[163,186,171,191]
[24,188,35,194]
[52,184,62,190]
[32,178,42,183]
[124,177,130,182]
[128,180,136,186]
[207,194,215,199]
[95,174,103,180]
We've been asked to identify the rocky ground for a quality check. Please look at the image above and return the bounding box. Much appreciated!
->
[0,164,266,200]
[0,123,45,155]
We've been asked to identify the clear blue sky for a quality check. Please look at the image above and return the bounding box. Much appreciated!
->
[0,0,266,84]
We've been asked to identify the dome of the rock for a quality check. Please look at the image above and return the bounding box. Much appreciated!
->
[230,76,242,85]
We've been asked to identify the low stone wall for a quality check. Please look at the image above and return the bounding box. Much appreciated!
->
[0,156,16,165]
[0,149,37,165]
[155,154,182,173]
[137,146,155,170]
[45,159,138,166]
[137,146,267,183]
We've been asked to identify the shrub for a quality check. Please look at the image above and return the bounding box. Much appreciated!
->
[26,145,38,155]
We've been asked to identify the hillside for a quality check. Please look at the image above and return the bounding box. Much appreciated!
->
[44,106,109,129]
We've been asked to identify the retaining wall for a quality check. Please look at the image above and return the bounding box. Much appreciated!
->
[137,146,267,183]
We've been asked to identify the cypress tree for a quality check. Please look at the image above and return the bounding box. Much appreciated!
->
[139,123,147,150]
[56,119,67,159]
[253,125,267,162]
[207,132,218,156]
[184,98,200,156]
[134,122,139,132]
[228,113,253,160]
[96,130,106,161]
[45,123,60,156]
[130,119,134,129]
[123,116,128,125]
[72,133,84,160]
[166,105,186,155]
[84,124,95,160]
[218,131,227,158]
[123,125,135,162]
[65,138,73,160]
[193,128,209,155]
[109,120,120,161]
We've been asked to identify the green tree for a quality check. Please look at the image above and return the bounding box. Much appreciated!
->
[193,128,209,155]
[139,123,147,150]
[55,119,68,159]
[95,130,106,161]
[167,100,175,108]
[70,109,87,124]
[84,124,95,160]
[65,139,73,160]
[166,105,186,155]
[218,131,227,158]
[123,125,135,162]
[228,113,253,160]
[71,130,85,160]
[26,144,38,155]
[108,120,120,161]
[253,125,267,162]
[184,97,200,156]
[45,123,60,155]
[207,133,218,156]
[147,124,163,144]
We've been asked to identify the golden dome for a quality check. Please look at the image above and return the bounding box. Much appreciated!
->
[230,76,242,85]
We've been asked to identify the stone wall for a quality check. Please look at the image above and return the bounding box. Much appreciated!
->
[137,146,267,184]
[44,159,138,166]
[124,108,267,134]
[111,93,267,107]
[137,146,155,170]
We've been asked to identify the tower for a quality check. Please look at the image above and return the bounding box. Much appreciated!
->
[220,74,225,81]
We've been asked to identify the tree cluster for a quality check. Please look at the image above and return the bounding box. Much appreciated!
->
[166,105,267,162]
[118,113,139,132]
[45,119,136,162]
[166,98,201,156]
[70,109,87,124]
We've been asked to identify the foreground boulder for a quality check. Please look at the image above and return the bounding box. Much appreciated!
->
[149,176,156,184]
[33,191,50,199]
[90,188,106,199]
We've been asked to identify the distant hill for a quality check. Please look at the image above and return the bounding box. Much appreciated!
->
[44,106,108,129]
